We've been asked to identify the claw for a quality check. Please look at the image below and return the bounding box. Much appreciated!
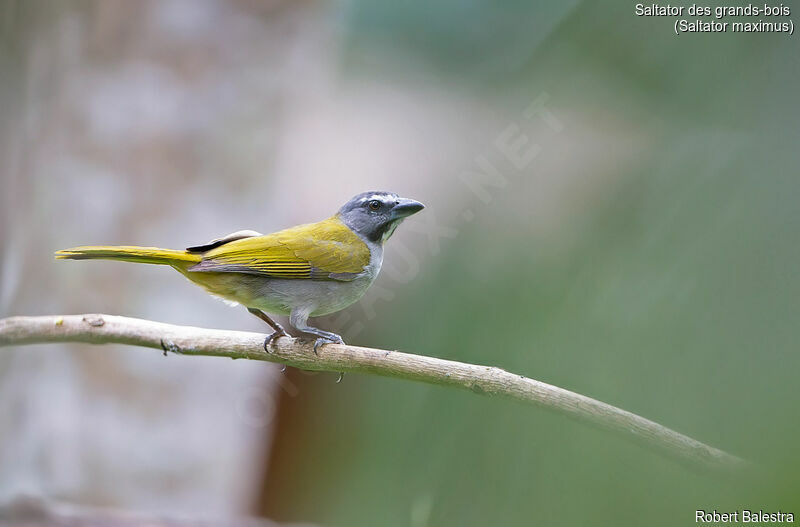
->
[263,330,288,354]
[248,308,290,353]
[280,365,287,373]
[336,372,345,383]
[312,334,344,355]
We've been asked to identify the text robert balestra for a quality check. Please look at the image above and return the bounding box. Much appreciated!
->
[696,510,794,523]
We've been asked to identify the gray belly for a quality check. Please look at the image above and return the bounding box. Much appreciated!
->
[184,271,377,317]
[251,274,376,316]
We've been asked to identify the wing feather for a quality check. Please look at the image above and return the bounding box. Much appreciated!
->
[186,230,263,253]
[187,216,370,281]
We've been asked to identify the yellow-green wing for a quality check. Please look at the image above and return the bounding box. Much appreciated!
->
[188,216,370,281]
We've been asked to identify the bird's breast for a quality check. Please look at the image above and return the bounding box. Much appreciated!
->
[361,241,383,280]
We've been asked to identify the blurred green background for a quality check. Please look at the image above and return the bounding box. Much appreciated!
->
[1,0,798,526]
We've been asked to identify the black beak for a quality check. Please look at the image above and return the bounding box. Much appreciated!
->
[391,198,425,219]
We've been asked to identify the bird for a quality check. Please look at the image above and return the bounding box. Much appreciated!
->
[55,191,425,354]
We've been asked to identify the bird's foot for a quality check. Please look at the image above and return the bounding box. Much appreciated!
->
[263,329,290,354]
[247,308,290,353]
[312,333,344,355]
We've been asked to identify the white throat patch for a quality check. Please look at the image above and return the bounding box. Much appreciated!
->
[382,218,403,242]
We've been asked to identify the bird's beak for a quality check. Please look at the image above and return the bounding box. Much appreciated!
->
[391,198,425,219]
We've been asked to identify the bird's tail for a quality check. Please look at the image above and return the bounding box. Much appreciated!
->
[55,245,201,268]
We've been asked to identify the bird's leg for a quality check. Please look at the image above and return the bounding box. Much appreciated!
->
[247,308,290,353]
[289,309,344,355]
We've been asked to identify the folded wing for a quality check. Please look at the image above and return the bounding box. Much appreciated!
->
[187,217,370,281]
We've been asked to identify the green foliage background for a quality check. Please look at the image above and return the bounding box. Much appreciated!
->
[271,1,800,525]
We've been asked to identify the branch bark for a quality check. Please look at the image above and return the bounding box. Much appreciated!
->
[0,314,747,472]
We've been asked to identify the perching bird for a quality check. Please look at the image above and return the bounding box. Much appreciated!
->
[55,191,424,353]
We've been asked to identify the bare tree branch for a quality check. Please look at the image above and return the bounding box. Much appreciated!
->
[0,314,747,472]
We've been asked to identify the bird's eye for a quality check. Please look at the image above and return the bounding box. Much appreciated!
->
[368,200,381,211]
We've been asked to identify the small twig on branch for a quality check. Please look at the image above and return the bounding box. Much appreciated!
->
[0,314,748,472]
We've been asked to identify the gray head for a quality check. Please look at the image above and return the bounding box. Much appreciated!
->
[338,191,425,244]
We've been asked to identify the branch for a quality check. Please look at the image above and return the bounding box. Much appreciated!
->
[0,314,747,472]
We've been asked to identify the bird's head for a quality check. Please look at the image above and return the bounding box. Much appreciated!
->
[338,191,425,244]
